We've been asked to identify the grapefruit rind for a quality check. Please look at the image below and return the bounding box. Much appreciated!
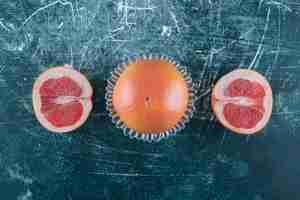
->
[211,69,273,135]
[32,65,93,133]
[105,55,196,142]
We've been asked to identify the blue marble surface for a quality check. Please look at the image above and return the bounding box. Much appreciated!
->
[1,0,300,199]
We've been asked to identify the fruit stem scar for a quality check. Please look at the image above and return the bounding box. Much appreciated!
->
[145,96,151,108]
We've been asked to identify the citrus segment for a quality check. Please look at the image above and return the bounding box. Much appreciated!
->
[43,102,83,128]
[226,79,266,98]
[39,77,82,97]
[223,103,264,129]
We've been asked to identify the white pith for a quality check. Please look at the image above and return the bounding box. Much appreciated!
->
[212,69,273,134]
[32,65,93,133]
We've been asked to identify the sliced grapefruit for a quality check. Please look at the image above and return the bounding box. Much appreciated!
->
[32,65,93,133]
[211,69,273,134]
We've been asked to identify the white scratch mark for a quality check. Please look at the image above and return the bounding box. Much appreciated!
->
[258,0,292,12]
[266,0,292,12]
[22,0,75,26]
[111,26,125,33]
[161,25,172,37]
[195,26,255,60]
[117,0,156,26]
[280,73,294,89]
[93,158,132,166]
[90,172,209,177]
[19,98,33,113]
[266,1,282,78]
[248,8,270,70]
[7,165,33,184]
[220,130,227,146]
[0,19,11,31]
[169,11,181,33]
[89,143,166,158]
[17,189,32,200]
[0,65,6,73]
[106,26,130,42]
[195,88,211,102]
[70,46,74,66]
[258,0,265,10]
[272,110,300,115]
[120,5,156,10]
[110,39,130,42]
[117,1,156,11]
[208,49,215,67]
[253,47,265,69]
[276,92,283,111]
[278,65,300,69]
[145,164,171,169]
[79,24,127,68]
[57,22,64,29]
[111,41,127,56]
[209,114,215,121]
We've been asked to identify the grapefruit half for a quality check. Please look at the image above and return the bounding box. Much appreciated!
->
[211,69,273,134]
[32,65,93,133]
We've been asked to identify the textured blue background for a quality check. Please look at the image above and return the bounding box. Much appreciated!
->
[1,0,300,199]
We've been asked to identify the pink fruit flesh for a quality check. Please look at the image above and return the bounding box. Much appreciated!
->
[223,79,266,129]
[39,77,83,127]
[223,103,264,129]
[226,79,266,98]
